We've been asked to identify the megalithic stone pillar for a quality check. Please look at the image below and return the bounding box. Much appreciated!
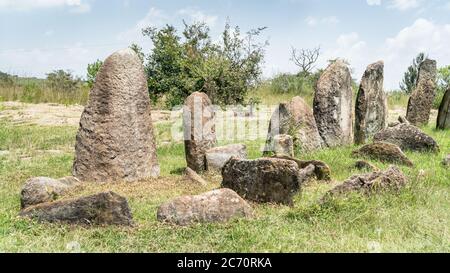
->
[72,49,160,182]
[183,92,217,173]
[406,59,437,126]
[354,61,388,144]
[313,60,354,147]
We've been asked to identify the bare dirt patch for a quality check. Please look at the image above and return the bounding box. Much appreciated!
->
[0,101,173,126]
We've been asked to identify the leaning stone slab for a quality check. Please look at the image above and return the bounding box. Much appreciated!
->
[221,158,301,205]
[323,166,407,199]
[353,142,413,167]
[265,96,322,154]
[184,167,208,186]
[437,87,450,130]
[314,60,354,147]
[20,191,133,226]
[73,49,159,182]
[354,61,388,144]
[21,176,81,209]
[205,144,247,171]
[157,189,253,226]
[373,123,439,153]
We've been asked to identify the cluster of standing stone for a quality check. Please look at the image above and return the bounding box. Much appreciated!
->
[17,49,448,227]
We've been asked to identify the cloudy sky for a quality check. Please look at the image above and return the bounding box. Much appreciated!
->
[1,0,450,90]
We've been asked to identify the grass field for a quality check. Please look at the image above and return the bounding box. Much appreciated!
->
[0,105,448,252]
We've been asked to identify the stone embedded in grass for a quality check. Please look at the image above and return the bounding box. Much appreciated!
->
[264,96,322,154]
[406,59,437,126]
[323,166,408,199]
[20,176,81,209]
[443,155,450,167]
[354,61,388,145]
[314,60,354,147]
[221,157,301,205]
[352,142,413,167]
[272,155,332,181]
[183,92,217,173]
[184,167,208,186]
[437,87,450,130]
[353,160,380,172]
[272,134,294,157]
[157,188,253,226]
[205,144,247,172]
[72,48,160,183]
[20,191,133,226]
[373,123,439,153]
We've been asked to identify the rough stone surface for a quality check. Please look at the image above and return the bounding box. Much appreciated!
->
[183,92,217,173]
[437,87,450,130]
[265,97,322,154]
[184,167,208,186]
[406,59,437,126]
[443,155,450,167]
[221,158,301,205]
[354,61,388,144]
[72,49,159,182]
[353,142,413,167]
[272,134,294,157]
[205,144,246,171]
[157,189,253,226]
[20,191,133,226]
[273,155,332,181]
[314,60,353,147]
[324,166,407,198]
[21,177,81,209]
[373,123,439,152]
[353,160,379,172]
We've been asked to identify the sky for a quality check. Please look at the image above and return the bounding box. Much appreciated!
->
[1,0,450,90]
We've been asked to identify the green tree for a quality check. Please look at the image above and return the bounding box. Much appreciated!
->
[0,71,14,87]
[434,65,450,108]
[46,70,81,92]
[400,52,426,94]
[130,43,145,64]
[86,60,103,88]
[142,21,267,108]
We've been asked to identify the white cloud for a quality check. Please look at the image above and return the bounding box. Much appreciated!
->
[367,0,382,6]
[388,0,423,10]
[0,0,91,13]
[177,8,218,27]
[319,18,450,90]
[0,43,118,79]
[305,16,339,27]
[117,7,167,45]
[382,18,450,89]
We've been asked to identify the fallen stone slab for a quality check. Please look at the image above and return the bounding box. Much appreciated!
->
[353,142,413,167]
[273,155,332,181]
[205,144,247,171]
[20,191,133,226]
[373,123,439,153]
[20,176,81,209]
[157,188,253,226]
[221,157,301,205]
[353,160,380,172]
[184,167,208,186]
[323,166,407,200]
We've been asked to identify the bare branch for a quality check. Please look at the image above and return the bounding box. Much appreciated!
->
[290,46,321,75]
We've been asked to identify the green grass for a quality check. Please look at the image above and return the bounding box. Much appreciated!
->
[0,117,449,253]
